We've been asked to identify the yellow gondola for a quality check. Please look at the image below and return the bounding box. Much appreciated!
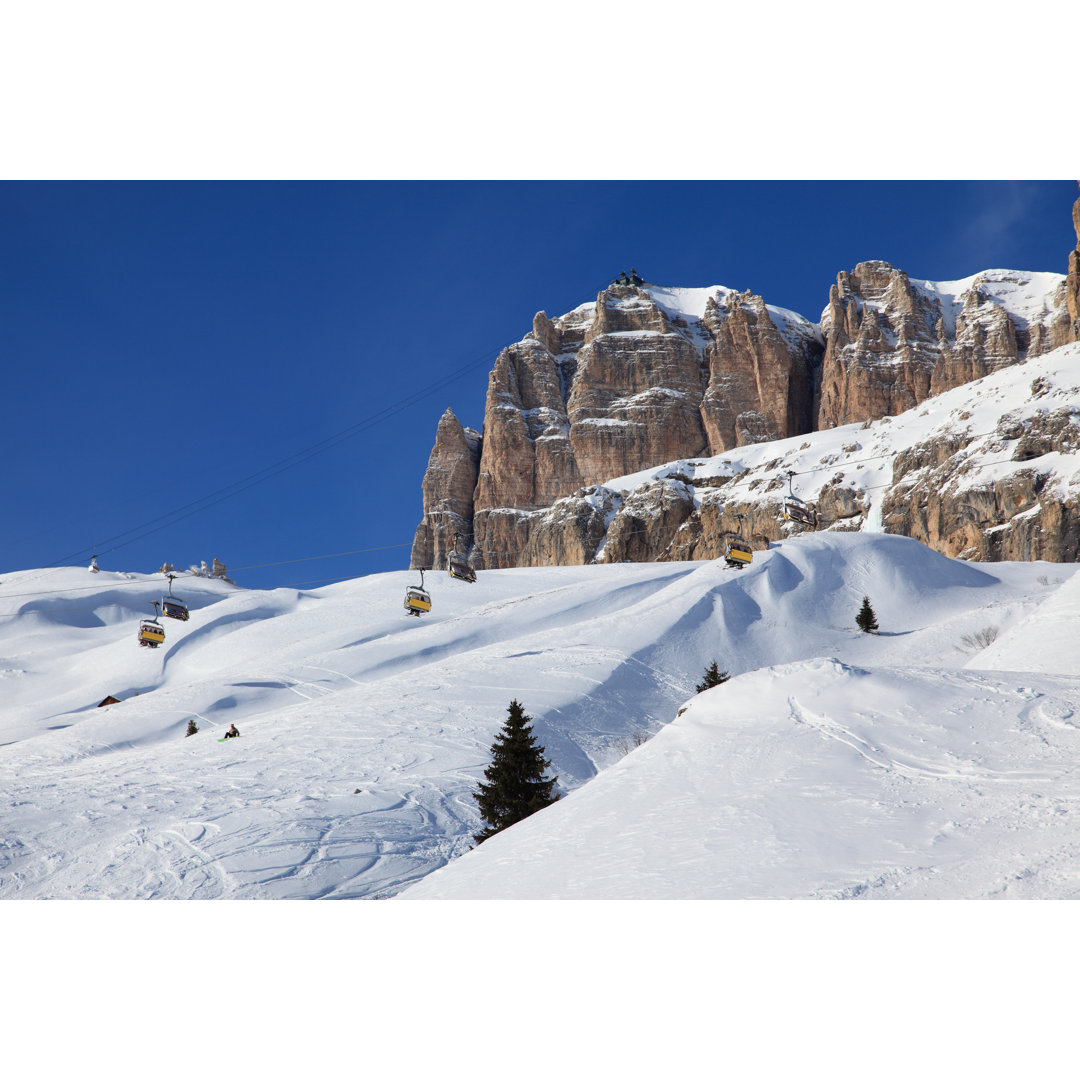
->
[724,537,753,568]
[138,601,166,647]
[138,620,166,647]
[404,568,432,616]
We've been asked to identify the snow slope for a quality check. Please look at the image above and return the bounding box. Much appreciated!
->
[2,532,1077,899]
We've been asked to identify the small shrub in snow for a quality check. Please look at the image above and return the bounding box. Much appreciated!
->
[616,730,651,758]
[956,626,1000,653]
[185,719,199,737]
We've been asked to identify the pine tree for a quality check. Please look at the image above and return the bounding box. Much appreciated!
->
[856,595,879,634]
[473,699,559,844]
[185,718,199,737]
[695,661,730,693]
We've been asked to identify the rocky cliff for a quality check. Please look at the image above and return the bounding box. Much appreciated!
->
[817,262,1071,430]
[414,282,823,569]
[507,342,1080,569]
[1068,183,1080,342]
[410,408,481,572]
[412,195,1079,571]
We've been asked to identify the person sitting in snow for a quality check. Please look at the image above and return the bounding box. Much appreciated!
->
[223,724,240,739]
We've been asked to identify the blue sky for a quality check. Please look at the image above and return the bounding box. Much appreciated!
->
[2,180,1076,591]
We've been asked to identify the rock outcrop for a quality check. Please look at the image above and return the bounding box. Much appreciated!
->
[508,358,1080,569]
[1068,183,1080,343]
[700,290,819,451]
[818,262,941,428]
[817,262,1070,430]
[565,286,710,485]
[879,403,1080,562]
[410,409,481,572]
[413,281,823,570]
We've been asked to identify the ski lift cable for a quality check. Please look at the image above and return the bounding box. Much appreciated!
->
[100,416,1054,567]
[229,542,413,572]
[9,416,1057,595]
[40,343,501,570]
[46,352,495,566]
[0,540,417,605]
[1,431,1059,614]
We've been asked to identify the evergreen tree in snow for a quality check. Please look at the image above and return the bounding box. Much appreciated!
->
[185,718,199,737]
[856,595,879,634]
[695,661,730,693]
[473,700,558,845]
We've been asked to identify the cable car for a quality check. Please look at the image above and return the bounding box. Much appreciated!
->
[783,500,817,527]
[404,569,432,616]
[721,512,753,569]
[161,574,190,621]
[782,471,817,528]
[724,537,753,568]
[447,551,476,583]
[138,603,166,647]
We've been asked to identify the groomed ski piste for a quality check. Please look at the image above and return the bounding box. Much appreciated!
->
[2,529,1079,900]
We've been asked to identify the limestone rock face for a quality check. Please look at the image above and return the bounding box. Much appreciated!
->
[518,486,618,567]
[469,301,591,568]
[657,494,780,563]
[470,508,536,570]
[817,262,1069,429]
[410,408,481,570]
[454,282,824,568]
[819,262,947,428]
[699,290,821,452]
[1067,183,1080,343]
[473,337,579,513]
[598,478,695,563]
[566,286,709,484]
[513,387,1080,570]
[930,287,1019,393]
[879,407,1080,562]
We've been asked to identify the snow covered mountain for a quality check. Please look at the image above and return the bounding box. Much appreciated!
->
[3,525,1078,899]
[414,218,1080,573]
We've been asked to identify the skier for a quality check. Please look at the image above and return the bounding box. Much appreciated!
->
[223,723,240,739]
